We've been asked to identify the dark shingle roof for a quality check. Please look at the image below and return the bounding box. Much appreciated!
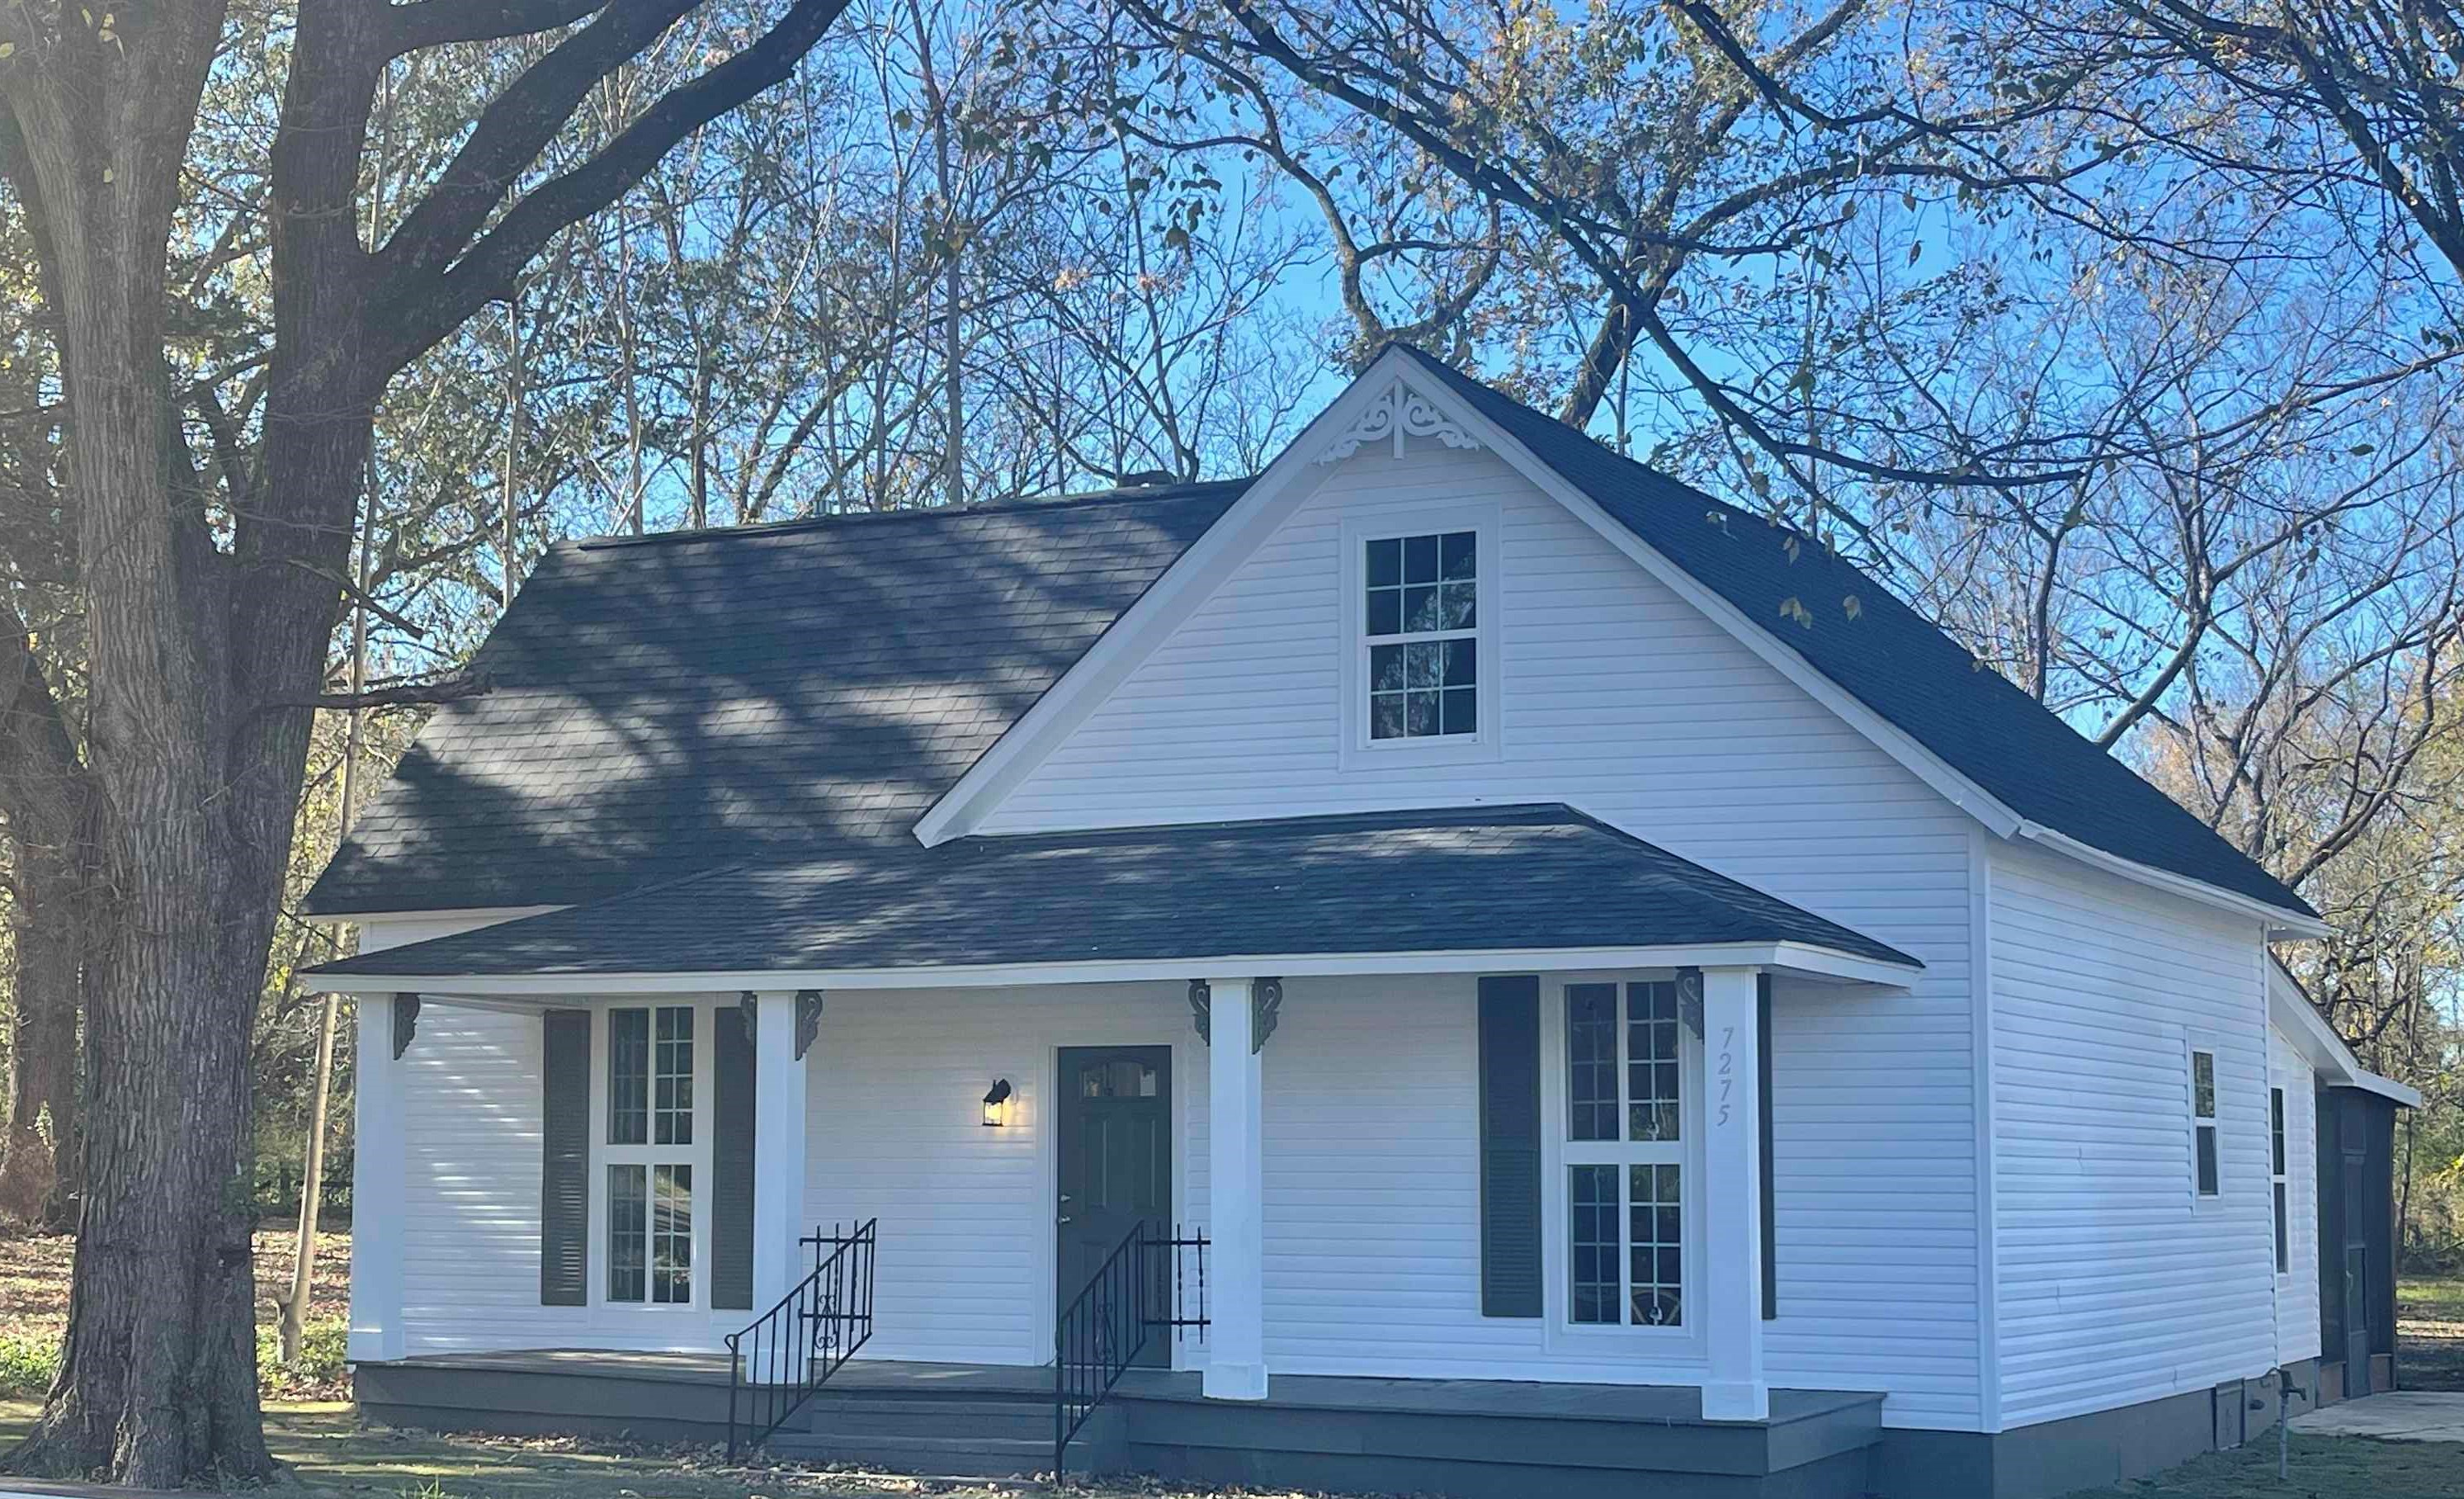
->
[304,483,1245,915]
[313,351,2310,925]
[309,804,1919,977]
[1388,346,2312,919]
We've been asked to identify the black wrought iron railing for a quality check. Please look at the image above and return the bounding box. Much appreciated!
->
[1053,1222,1209,1477]
[724,1218,877,1460]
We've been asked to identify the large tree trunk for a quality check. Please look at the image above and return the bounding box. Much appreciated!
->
[2,2,278,1482]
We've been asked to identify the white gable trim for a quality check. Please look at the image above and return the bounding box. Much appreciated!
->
[2268,958,2419,1106]
[915,348,2322,936]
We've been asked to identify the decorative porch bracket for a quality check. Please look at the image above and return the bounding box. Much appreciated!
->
[1675,967,1704,1042]
[793,988,824,1060]
[391,992,421,1058]
[1188,976,1281,1052]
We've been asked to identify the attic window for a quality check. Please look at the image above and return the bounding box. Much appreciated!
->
[1365,532,1478,740]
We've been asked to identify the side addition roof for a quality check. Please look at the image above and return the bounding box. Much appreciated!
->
[307,804,1920,984]
[304,482,1245,915]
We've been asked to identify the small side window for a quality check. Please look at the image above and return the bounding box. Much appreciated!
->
[2191,1049,2219,1198]
[2271,1085,2289,1273]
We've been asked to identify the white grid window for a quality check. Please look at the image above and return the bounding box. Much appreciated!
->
[607,1004,697,1304]
[1565,981,1686,1326]
[1364,531,1477,739]
[2272,1085,2289,1273]
[2192,1048,2220,1198]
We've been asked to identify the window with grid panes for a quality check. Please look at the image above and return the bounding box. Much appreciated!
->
[1363,531,1477,740]
[1565,981,1687,1326]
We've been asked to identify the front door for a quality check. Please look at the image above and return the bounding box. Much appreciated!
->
[1056,1046,1173,1368]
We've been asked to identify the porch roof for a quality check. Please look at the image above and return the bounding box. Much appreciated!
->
[308,804,1919,988]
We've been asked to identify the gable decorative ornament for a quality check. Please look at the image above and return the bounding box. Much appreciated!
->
[1315,378,1485,464]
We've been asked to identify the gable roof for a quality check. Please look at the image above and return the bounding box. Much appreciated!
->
[304,482,1244,915]
[2268,958,2419,1106]
[308,804,1919,982]
[1383,346,2310,920]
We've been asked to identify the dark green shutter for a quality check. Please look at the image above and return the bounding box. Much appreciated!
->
[711,1005,757,1311]
[1758,973,1777,1320]
[1478,976,1543,1317]
[540,1010,591,1307]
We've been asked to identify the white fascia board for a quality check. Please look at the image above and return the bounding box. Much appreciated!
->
[2014,824,2324,937]
[2268,958,2423,1107]
[2343,1071,2424,1109]
[309,939,1922,1000]
[911,357,1418,846]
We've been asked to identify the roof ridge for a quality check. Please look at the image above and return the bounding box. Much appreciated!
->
[566,479,1254,554]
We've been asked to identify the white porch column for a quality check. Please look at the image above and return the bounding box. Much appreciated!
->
[751,991,812,1311]
[347,993,407,1364]
[1699,967,1768,1421]
[1205,977,1267,1400]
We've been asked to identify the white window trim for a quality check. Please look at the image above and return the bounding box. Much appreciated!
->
[588,997,715,1316]
[1536,972,1708,1364]
[1337,506,1503,770]
[2186,1036,2221,1208]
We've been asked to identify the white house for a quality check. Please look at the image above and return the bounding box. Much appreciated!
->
[306,346,2416,1499]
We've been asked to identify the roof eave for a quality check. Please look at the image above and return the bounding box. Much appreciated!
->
[306,939,1922,999]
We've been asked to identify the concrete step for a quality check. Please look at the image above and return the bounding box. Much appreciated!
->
[760,1430,1055,1478]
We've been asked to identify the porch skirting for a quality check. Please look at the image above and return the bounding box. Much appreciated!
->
[353,1352,1884,1499]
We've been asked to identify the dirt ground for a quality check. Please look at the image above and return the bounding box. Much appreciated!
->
[0,1224,352,1399]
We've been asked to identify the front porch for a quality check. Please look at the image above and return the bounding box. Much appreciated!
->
[355,1350,1888,1497]
[317,805,1933,1497]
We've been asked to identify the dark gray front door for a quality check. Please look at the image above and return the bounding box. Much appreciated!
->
[1056,1046,1172,1368]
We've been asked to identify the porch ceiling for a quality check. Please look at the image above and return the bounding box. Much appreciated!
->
[307,803,1919,990]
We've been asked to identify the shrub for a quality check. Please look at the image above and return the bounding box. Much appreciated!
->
[0,1328,59,1397]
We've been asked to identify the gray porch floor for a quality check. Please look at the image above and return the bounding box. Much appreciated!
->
[385,1348,1874,1426]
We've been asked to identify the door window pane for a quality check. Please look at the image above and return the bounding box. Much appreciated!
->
[1570,1165,1618,1325]
[1629,1163,1683,1326]
[608,1165,647,1303]
[1567,986,1617,1141]
[651,1164,693,1304]
[608,1009,649,1145]
[1626,982,1682,1142]
[654,1005,694,1146]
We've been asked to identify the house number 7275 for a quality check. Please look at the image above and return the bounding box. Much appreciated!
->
[1716,1025,1735,1127]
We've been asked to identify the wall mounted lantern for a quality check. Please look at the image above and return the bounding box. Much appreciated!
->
[981,1078,1013,1128]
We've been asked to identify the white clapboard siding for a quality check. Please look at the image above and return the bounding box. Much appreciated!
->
[977,442,1984,1429]
[1989,840,2277,1427]
[396,1001,559,1352]
[2272,1024,2322,1364]
[804,983,1210,1367]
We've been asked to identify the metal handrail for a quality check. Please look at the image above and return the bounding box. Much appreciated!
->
[1053,1221,1209,1477]
[724,1218,877,1460]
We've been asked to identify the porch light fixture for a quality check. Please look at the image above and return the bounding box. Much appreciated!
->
[981,1078,1013,1128]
